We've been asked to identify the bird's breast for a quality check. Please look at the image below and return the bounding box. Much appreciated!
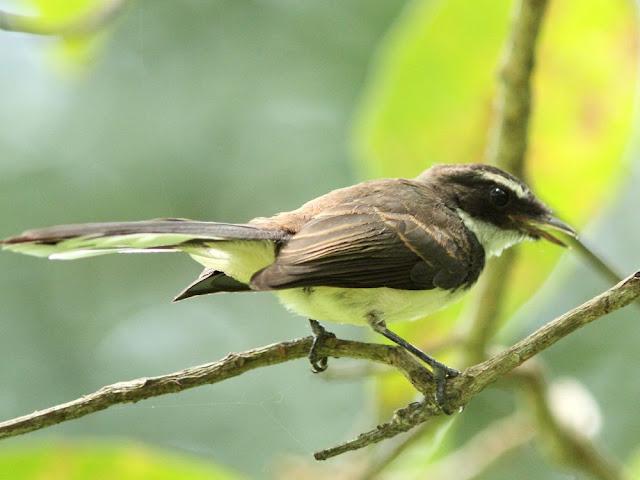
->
[275,286,467,325]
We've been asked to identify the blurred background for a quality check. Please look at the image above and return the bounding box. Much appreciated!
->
[0,0,638,478]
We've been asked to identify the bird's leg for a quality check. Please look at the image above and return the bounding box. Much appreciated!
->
[308,319,336,373]
[367,315,459,413]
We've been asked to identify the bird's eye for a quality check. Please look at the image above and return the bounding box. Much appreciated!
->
[489,187,510,208]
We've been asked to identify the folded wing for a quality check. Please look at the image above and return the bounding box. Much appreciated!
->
[251,208,484,291]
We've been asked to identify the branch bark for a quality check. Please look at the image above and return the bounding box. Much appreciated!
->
[0,271,636,460]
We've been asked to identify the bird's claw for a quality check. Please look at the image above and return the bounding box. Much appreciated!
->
[308,319,335,373]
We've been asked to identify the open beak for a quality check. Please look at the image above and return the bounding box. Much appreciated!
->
[513,214,577,247]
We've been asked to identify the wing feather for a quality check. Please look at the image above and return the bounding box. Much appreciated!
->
[251,209,483,291]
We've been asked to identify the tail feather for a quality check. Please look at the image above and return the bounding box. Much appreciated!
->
[173,269,251,302]
[1,219,287,260]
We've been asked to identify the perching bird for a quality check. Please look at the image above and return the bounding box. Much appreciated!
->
[1,163,575,408]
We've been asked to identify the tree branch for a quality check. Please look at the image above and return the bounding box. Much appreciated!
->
[485,0,547,175]
[0,338,432,441]
[466,0,548,364]
[0,271,637,459]
[0,0,128,36]
[465,248,519,364]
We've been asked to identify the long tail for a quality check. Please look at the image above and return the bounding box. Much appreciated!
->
[1,219,287,260]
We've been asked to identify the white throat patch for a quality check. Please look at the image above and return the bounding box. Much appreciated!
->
[456,209,527,258]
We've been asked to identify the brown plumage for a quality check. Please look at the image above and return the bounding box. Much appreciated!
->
[250,179,485,292]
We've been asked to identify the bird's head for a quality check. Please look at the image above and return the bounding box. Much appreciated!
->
[417,163,575,257]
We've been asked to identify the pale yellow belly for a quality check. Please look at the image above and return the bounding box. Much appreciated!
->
[275,286,466,325]
[185,241,467,325]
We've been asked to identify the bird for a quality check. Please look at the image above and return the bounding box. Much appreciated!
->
[1,163,575,409]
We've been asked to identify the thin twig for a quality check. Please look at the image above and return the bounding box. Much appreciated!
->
[0,272,637,460]
[566,236,640,312]
[0,0,128,36]
[569,237,626,286]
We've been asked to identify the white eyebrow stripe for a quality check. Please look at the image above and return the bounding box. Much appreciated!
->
[476,171,528,199]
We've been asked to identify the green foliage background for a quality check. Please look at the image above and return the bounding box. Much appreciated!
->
[0,0,638,478]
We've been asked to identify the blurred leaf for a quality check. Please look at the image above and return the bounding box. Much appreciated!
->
[49,32,108,73]
[353,0,638,411]
[354,0,511,176]
[626,447,640,479]
[0,441,244,480]
[28,0,97,22]
[22,0,116,73]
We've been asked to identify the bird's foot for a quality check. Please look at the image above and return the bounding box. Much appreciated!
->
[407,351,459,414]
[367,316,459,414]
[432,364,460,415]
[308,319,336,373]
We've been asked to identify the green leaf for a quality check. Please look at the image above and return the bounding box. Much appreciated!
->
[353,0,512,178]
[0,441,244,480]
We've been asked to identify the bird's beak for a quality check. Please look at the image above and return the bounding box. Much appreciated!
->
[512,214,577,247]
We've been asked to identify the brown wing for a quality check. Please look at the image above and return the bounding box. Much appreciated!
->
[250,208,484,291]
